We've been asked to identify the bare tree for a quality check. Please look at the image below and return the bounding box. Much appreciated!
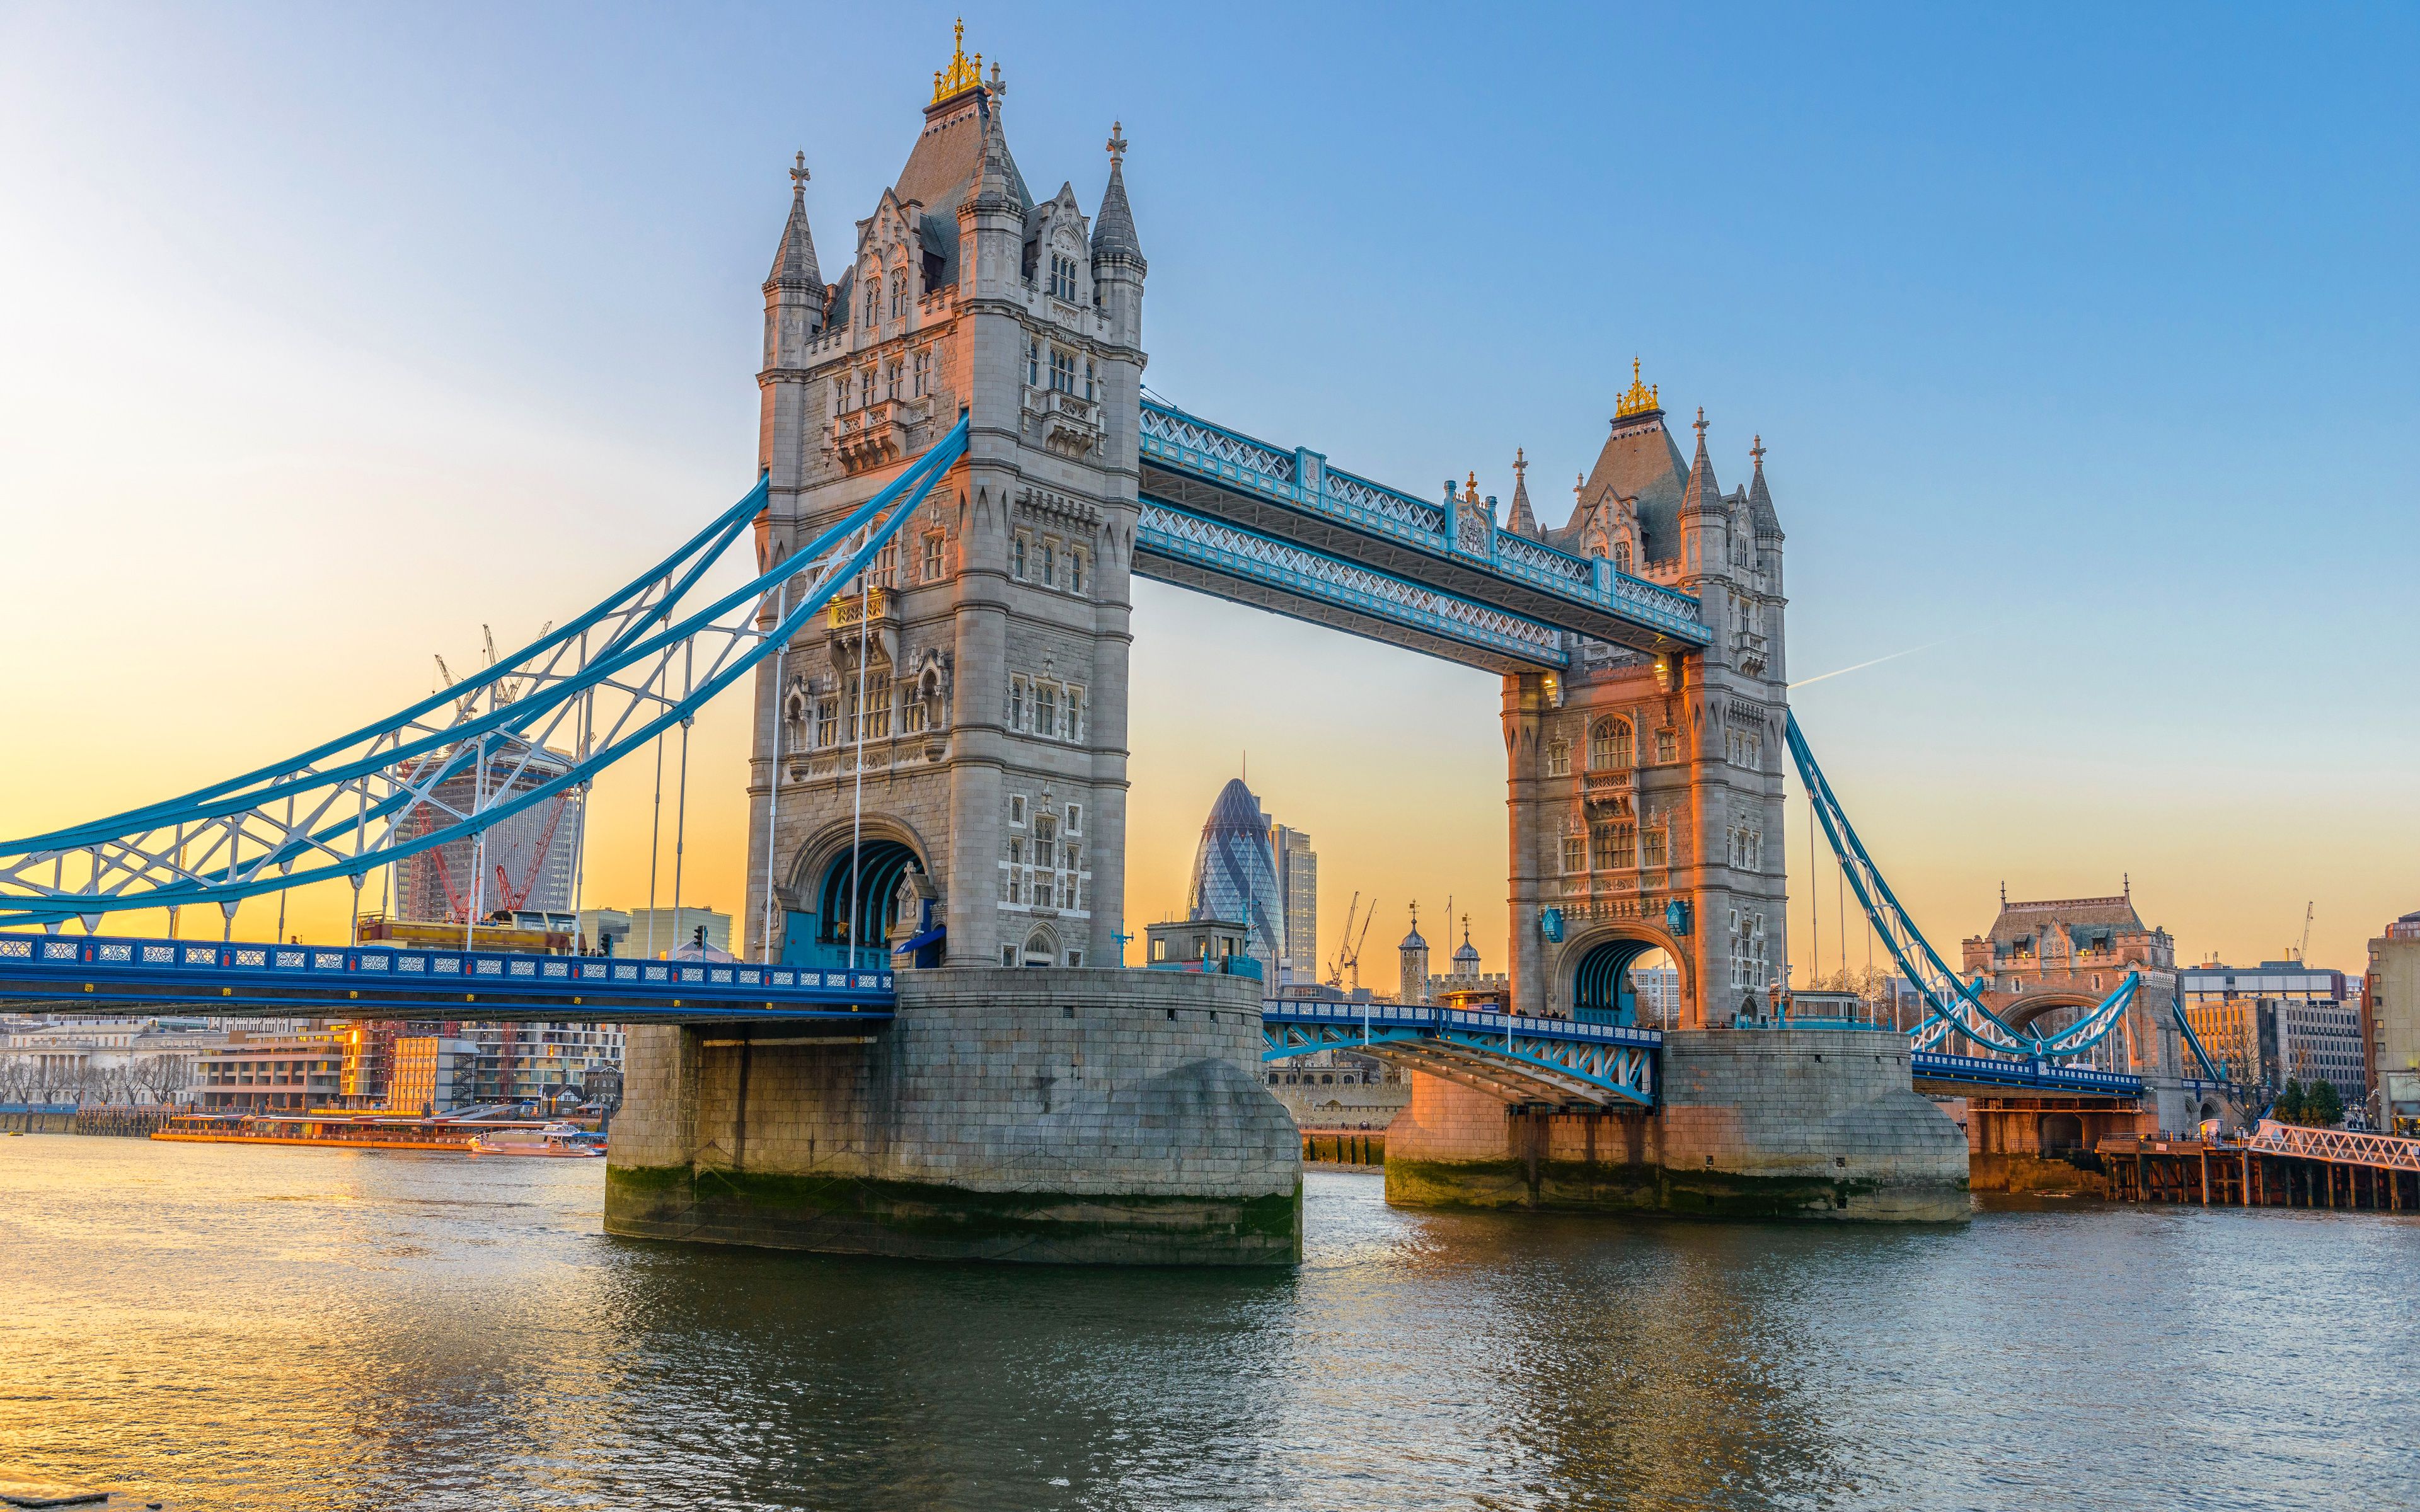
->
[130,1053,189,1107]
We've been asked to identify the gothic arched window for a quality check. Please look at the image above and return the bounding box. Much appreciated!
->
[1613,541,1634,576]
[1589,717,1634,771]
[890,271,906,318]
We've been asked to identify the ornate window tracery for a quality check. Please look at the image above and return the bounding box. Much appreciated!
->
[1589,717,1634,770]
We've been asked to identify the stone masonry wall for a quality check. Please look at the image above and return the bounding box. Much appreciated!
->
[1386,1029,1969,1221]
[606,967,1301,1264]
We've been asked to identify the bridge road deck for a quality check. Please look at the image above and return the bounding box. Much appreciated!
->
[0,934,894,1027]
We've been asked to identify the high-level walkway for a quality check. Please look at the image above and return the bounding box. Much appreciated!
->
[1136,401,1709,672]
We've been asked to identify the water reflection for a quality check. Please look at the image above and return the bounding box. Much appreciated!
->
[4,1140,2417,1510]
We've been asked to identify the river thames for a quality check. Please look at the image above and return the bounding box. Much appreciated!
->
[3,1137,2415,1511]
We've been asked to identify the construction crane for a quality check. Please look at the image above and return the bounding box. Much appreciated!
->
[1327,892,1376,993]
[2295,901,2314,965]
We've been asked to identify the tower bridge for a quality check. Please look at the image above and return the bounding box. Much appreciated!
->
[0,27,2196,1257]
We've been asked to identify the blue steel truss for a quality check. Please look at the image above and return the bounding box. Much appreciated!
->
[1783,712,2141,1063]
[1910,1051,2143,1098]
[1262,999,1659,1107]
[1134,499,1569,671]
[0,932,894,1022]
[0,418,969,931]
[1139,401,1708,651]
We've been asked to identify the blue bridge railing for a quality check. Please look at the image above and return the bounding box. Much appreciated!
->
[0,933,894,1019]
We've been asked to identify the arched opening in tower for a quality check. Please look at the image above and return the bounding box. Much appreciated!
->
[787,839,925,970]
[1571,940,1676,1029]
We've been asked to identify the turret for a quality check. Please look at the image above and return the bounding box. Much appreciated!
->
[758,151,824,525]
[1676,406,1723,581]
[957,83,1024,299]
[1505,449,1539,538]
[1399,903,1431,1005]
[1091,122,1146,348]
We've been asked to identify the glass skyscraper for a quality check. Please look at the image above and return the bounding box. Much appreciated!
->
[1189,778,1283,973]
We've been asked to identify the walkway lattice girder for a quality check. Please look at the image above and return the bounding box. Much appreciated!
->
[1134,498,1563,673]
[1137,401,1708,656]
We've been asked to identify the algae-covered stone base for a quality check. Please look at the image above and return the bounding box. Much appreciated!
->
[1385,1029,1973,1223]
[604,967,1302,1266]
[608,1164,1301,1265]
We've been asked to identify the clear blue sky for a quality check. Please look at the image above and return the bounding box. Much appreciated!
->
[1,3,2413,971]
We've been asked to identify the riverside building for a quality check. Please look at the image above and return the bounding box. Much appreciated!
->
[2366,912,2420,1132]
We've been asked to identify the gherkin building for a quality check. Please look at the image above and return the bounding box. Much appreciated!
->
[1187,777,1281,973]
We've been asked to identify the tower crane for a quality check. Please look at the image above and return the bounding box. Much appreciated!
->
[2295,901,2313,965]
[1328,892,1376,993]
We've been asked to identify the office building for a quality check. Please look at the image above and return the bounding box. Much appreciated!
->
[1271,825,1317,987]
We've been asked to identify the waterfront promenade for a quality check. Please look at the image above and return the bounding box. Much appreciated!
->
[5,1135,2416,1510]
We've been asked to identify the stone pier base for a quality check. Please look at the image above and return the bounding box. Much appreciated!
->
[1386,1029,1971,1222]
[604,968,1302,1265]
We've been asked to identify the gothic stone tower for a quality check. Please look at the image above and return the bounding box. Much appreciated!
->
[608,38,1295,1264]
[1502,367,1790,1029]
[742,43,1147,974]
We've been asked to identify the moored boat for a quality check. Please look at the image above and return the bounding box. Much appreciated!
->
[466,1121,605,1157]
[152,1111,577,1153]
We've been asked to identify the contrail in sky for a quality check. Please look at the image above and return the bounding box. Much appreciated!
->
[1789,640,1951,690]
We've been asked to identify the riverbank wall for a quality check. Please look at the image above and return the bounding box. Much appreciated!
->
[604,967,1302,1265]
[1386,1029,1971,1221]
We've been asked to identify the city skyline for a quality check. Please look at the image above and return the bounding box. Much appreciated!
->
[2,4,2416,976]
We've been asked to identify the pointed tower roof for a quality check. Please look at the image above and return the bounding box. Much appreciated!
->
[1453,916,1480,970]
[1506,447,1539,537]
[765,151,822,292]
[1400,902,1427,952]
[967,88,1020,214]
[1681,406,1720,513]
[1555,359,1690,564]
[1748,434,1782,537]
[1092,120,1145,267]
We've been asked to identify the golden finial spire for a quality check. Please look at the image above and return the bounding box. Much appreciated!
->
[1513,446,1526,477]
[934,18,983,102]
[1615,356,1661,418]
[1463,471,1480,505]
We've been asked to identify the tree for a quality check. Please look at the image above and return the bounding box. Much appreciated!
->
[2305,1080,2345,1128]
[2274,1079,2306,1125]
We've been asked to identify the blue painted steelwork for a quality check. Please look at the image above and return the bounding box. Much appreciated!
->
[1138,400,1707,651]
[0,418,970,929]
[1262,999,1659,1106]
[1134,499,1569,671]
[1784,712,2141,1062]
[1910,1051,2144,1097]
[2169,999,2230,1082]
[0,932,895,1022]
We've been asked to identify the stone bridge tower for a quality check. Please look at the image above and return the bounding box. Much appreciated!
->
[1502,367,1790,1029]
[742,35,1147,974]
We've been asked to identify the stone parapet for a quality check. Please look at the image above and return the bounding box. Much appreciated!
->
[606,966,1301,1264]
[1386,1028,1971,1222]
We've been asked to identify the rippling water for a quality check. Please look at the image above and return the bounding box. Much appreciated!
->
[3,1136,2417,1510]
